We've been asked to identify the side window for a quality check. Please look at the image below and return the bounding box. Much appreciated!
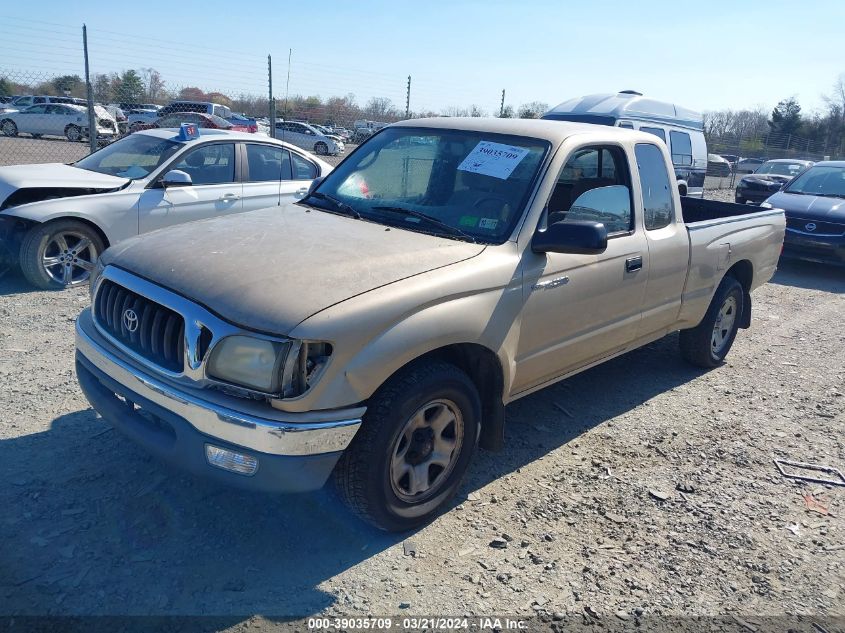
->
[635,143,674,231]
[618,122,634,130]
[291,152,318,180]
[640,126,666,143]
[548,145,633,235]
[171,143,235,185]
[245,144,292,182]
[34,97,46,104]
[669,131,693,166]
[27,105,48,114]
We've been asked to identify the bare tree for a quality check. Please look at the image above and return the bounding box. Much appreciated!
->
[517,101,548,119]
[140,68,165,103]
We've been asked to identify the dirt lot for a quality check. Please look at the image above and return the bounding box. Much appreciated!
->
[1,224,844,630]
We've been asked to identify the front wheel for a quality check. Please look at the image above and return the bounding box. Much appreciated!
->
[679,276,744,368]
[1,120,17,137]
[19,219,105,289]
[334,360,481,531]
[314,141,329,155]
[65,124,82,142]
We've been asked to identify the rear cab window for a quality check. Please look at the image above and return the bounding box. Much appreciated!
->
[635,143,675,230]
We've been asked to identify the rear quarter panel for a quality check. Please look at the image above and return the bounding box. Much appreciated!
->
[677,210,785,329]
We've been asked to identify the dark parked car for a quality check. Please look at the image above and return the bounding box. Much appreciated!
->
[735,157,766,174]
[735,159,813,204]
[763,161,845,266]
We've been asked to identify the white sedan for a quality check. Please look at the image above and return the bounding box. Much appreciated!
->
[0,128,331,288]
[0,103,118,141]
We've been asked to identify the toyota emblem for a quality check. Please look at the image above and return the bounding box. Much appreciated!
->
[805,222,817,232]
[122,308,139,333]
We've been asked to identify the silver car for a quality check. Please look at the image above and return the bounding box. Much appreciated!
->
[273,121,344,155]
[1,103,117,141]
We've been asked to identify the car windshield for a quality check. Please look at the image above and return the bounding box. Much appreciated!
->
[784,165,845,197]
[303,126,549,243]
[756,162,805,176]
[74,133,181,179]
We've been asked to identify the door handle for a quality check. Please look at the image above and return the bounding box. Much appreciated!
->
[625,256,643,273]
[219,193,240,201]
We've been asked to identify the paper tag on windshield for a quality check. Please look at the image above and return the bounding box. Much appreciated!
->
[458,141,530,180]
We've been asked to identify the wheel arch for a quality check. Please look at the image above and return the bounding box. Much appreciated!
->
[724,259,753,328]
[23,215,111,251]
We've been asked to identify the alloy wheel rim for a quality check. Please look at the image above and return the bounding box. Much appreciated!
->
[42,231,97,286]
[711,295,737,354]
[389,399,463,502]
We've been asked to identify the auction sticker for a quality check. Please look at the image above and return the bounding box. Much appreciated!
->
[457,141,530,180]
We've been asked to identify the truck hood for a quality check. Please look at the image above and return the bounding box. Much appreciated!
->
[766,191,845,221]
[103,205,486,334]
[0,163,128,208]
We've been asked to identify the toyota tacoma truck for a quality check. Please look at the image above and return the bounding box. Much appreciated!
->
[75,118,785,531]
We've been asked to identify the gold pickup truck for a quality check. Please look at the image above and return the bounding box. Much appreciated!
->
[75,118,785,531]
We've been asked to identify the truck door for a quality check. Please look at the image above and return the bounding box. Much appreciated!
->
[138,142,243,234]
[514,144,648,395]
[633,142,689,338]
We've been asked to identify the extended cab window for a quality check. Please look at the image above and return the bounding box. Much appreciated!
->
[171,143,235,185]
[635,143,674,230]
[547,146,633,235]
[669,131,693,166]
[640,126,666,142]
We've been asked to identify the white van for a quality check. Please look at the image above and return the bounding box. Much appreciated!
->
[543,91,707,198]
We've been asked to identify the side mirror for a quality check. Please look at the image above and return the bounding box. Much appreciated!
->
[161,169,192,188]
[532,220,608,255]
[307,176,325,196]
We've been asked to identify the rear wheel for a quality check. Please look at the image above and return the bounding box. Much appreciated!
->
[334,360,481,531]
[314,141,329,155]
[736,196,746,204]
[679,276,744,368]
[20,219,104,290]
[64,124,82,142]
[1,120,17,137]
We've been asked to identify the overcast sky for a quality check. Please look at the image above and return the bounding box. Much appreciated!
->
[2,0,843,116]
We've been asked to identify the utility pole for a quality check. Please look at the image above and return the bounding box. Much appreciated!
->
[82,24,96,154]
[405,75,411,119]
[500,89,505,117]
[268,55,275,138]
[284,48,292,122]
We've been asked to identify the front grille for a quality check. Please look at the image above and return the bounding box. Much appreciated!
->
[94,279,185,372]
[786,217,845,236]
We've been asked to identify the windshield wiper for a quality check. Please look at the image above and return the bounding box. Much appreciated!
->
[371,205,477,243]
[301,192,361,219]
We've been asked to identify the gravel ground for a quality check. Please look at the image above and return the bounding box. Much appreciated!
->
[1,223,844,631]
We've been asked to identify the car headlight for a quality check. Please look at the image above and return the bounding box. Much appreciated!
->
[760,202,774,209]
[207,336,290,393]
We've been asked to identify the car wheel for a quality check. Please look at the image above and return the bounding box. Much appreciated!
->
[64,125,82,142]
[334,360,481,532]
[736,196,745,204]
[1,120,17,137]
[20,219,105,290]
[314,141,329,155]
[679,275,744,368]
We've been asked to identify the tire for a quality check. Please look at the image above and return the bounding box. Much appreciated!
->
[64,124,82,142]
[20,219,105,290]
[334,360,481,532]
[736,196,745,205]
[1,120,17,137]
[314,141,329,155]
[679,275,744,368]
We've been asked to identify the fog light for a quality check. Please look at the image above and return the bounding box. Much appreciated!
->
[205,444,258,476]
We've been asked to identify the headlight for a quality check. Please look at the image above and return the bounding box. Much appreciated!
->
[207,336,290,393]
[760,202,774,209]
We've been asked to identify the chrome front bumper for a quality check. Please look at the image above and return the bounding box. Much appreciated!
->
[75,309,363,457]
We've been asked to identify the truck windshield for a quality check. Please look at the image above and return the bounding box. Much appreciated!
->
[75,134,181,179]
[784,165,845,198]
[305,127,549,243]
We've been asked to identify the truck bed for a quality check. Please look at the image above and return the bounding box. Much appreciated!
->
[680,197,773,224]
[674,197,785,330]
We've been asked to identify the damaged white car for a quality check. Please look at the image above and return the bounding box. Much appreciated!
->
[0,127,331,289]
